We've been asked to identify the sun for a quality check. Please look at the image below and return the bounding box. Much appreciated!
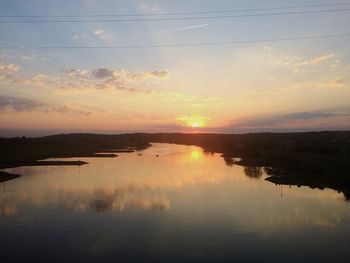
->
[190,122,201,128]
[176,115,210,128]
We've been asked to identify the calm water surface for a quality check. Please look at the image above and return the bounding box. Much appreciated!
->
[1,143,349,262]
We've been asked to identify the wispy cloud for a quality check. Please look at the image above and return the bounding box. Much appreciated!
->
[65,67,171,81]
[0,95,92,116]
[1,66,171,94]
[93,29,112,40]
[221,110,350,132]
[47,104,92,116]
[239,111,341,127]
[0,95,45,112]
[147,24,209,35]
[138,3,161,12]
[294,53,335,66]
[21,54,37,61]
[64,69,90,79]
[61,67,171,92]
[0,63,21,74]
[273,53,338,70]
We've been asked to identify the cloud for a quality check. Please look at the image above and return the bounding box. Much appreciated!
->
[237,111,343,127]
[2,65,171,96]
[93,29,112,40]
[334,78,345,84]
[222,111,350,132]
[5,68,126,93]
[4,74,61,87]
[274,53,336,68]
[0,95,45,112]
[21,54,37,61]
[295,53,335,66]
[47,104,92,116]
[64,69,91,79]
[149,70,170,79]
[0,54,10,59]
[333,78,345,86]
[61,67,171,93]
[139,3,161,12]
[277,111,336,121]
[0,63,20,74]
[91,67,115,79]
[132,70,171,80]
[0,95,92,116]
[0,74,61,88]
[65,67,170,81]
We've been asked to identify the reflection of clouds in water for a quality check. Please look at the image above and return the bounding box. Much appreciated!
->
[0,155,236,216]
[0,163,232,215]
[0,144,347,225]
[0,187,171,216]
[66,190,170,212]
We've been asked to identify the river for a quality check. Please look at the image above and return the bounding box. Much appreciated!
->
[1,143,349,262]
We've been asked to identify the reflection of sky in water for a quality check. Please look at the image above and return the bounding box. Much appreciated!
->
[1,143,350,262]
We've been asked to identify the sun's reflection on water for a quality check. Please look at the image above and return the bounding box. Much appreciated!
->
[190,150,202,161]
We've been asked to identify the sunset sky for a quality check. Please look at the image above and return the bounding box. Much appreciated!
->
[1,0,350,136]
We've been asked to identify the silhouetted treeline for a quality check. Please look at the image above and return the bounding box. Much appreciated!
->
[0,133,150,169]
[1,132,350,193]
[141,132,350,199]
[142,132,350,177]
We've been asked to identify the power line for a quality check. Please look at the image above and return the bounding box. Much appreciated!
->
[1,32,349,50]
[1,2,350,18]
[1,8,350,23]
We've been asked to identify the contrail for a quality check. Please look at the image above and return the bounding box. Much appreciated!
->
[147,24,209,35]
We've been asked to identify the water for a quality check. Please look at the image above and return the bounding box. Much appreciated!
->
[1,143,349,262]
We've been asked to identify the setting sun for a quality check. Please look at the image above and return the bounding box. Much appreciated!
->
[176,115,210,128]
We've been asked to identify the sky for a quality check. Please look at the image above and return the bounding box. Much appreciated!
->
[0,0,350,136]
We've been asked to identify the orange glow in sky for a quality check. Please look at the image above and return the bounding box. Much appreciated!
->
[1,0,350,135]
[176,116,210,128]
